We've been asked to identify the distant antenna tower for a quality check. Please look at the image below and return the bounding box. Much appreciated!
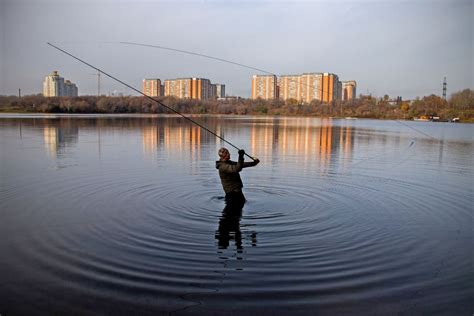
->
[442,77,447,100]
[90,72,101,96]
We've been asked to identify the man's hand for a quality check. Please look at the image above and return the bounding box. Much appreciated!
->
[238,149,245,160]
[253,158,260,166]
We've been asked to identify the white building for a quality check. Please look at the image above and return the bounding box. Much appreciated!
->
[43,71,78,97]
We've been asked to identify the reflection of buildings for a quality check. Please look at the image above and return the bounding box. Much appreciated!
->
[142,120,216,161]
[43,121,79,158]
[141,117,354,174]
[249,118,355,173]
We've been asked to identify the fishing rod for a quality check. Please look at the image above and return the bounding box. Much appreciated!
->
[46,42,257,161]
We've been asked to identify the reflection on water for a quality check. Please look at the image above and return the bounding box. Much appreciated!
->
[1,114,473,315]
[43,119,79,158]
[139,117,355,175]
[216,199,257,254]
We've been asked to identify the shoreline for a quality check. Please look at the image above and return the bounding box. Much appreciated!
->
[1,111,472,123]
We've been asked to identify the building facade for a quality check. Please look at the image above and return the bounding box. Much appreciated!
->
[300,73,323,103]
[142,79,162,97]
[43,71,78,97]
[251,75,278,100]
[164,78,212,100]
[278,75,301,101]
[342,81,357,101]
[215,84,225,98]
[275,73,340,103]
[321,73,339,103]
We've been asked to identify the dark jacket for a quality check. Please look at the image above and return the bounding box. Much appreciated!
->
[216,159,257,194]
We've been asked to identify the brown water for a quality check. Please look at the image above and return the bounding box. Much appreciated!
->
[0,114,472,315]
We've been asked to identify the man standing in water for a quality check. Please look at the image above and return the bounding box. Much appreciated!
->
[216,148,260,204]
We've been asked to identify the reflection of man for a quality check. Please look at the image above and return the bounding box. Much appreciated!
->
[215,148,260,203]
[215,198,257,251]
[216,201,244,251]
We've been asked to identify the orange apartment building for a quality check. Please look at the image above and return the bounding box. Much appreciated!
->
[142,79,162,97]
[275,73,341,103]
[251,75,278,100]
[164,78,212,100]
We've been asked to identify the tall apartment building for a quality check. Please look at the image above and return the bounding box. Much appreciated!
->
[164,78,191,99]
[143,79,162,97]
[278,75,301,101]
[276,73,340,103]
[43,71,78,97]
[191,78,211,100]
[251,75,277,100]
[64,80,78,97]
[215,84,225,98]
[342,81,357,101]
[321,73,339,103]
[164,78,212,100]
[300,73,323,103]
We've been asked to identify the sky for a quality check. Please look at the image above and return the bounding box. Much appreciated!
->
[1,0,472,99]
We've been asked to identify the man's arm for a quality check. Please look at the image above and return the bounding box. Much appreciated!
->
[242,159,260,168]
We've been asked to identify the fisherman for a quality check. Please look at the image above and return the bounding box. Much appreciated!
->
[216,148,260,204]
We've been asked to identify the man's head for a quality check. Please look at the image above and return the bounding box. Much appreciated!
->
[218,147,230,161]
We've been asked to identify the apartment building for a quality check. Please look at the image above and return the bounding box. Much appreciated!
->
[342,81,357,101]
[43,71,78,97]
[214,84,225,98]
[278,75,301,101]
[164,78,212,100]
[321,73,339,103]
[251,75,278,100]
[143,79,162,97]
[275,73,340,103]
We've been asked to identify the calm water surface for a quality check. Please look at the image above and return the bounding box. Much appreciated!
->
[0,114,472,315]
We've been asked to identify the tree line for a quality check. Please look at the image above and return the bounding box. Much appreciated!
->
[1,89,472,121]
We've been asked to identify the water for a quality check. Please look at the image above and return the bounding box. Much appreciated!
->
[0,114,472,315]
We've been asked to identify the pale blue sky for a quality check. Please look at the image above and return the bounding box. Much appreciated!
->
[1,0,472,99]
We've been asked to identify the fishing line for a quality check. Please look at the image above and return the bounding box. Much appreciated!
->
[119,41,330,99]
[117,41,440,141]
[46,42,257,161]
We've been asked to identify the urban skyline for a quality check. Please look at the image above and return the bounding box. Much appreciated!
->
[2,1,472,99]
[42,70,355,103]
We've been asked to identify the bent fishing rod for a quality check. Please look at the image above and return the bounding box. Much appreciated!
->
[47,42,257,161]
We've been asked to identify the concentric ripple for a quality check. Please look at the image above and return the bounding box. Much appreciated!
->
[1,115,472,315]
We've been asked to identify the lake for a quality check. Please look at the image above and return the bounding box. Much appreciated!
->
[0,114,472,315]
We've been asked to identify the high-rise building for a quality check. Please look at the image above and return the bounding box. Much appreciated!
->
[251,75,277,100]
[64,80,78,97]
[43,71,78,97]
[164,78,212,100]
[337,81,343,101]
[276,73,340,103]
[215,84,225,98]
[143,79,162,97]
[342,81,357,101]
[300,73,323,103]
[278,75,302,101]
[164,78,191,99]
[191,78,211,100]
[321,73,339,103]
